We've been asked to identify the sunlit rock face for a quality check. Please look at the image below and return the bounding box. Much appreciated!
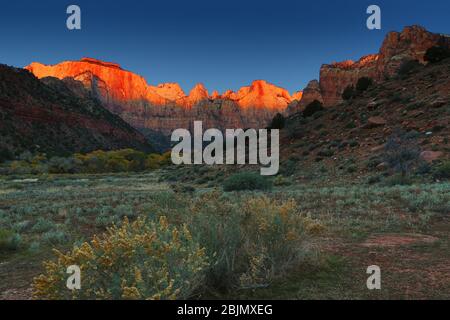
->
[234,80,292,110]
[318,25,450,107]
[320,55,379,107]
[26,58,296,135]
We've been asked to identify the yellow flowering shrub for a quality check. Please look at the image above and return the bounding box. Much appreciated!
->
[33,216,208,300]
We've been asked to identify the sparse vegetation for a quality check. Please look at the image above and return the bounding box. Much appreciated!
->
[223,172,272,191]
[383,130,421,177]
[433,161,450,180]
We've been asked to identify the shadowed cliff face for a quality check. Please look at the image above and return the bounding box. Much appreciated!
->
[26,59,297,135]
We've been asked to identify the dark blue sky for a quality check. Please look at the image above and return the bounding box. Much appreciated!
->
[1,0,449,93]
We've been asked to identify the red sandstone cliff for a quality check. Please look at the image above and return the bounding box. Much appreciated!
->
[26,58,297,134]
[317,26,450,107]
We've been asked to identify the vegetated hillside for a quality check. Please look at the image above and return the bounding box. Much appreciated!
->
[280,58,450,176]
[0,64,154,161]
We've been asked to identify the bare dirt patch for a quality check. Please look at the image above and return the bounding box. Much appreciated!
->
[361,233,439,248]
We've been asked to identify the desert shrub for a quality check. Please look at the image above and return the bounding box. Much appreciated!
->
[41,230,68,245]
[345,121,357,129]
[186,193,322,291]
[424,45,450,63]
[31,218,56,233]
[356,77,373,93]
[9,160,33,175]
[398,60,422,77]
[367,175,382,185]
[347,164,358,173]
[302,100,324,118]
[433,161,450,180]
[223,172,272,191]
[342,85,355,100]
[33,217,208,300]
[273,175,291,186]
[47,157,77,174]
[0,229,22,252]
[383,173,414,186]
[317,149,334,157]
[383,129,421,177]
[348,140,359,148]
[270,113,286,130]
[146,153,165,170]
[0,147,14,163]
[404,191,450,214]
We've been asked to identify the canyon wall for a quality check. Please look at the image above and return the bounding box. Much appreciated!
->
[26,59,294,135]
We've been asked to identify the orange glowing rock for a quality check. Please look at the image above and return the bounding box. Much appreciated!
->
[234,80,292,110]
[26,57,170,106]
[179,83,210,108]
[26,58,298,112]
[291,91,304,101]
[153,83,186,101]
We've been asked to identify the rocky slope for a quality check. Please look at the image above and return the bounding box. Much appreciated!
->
[26,59,296,135]
[291,25,450,111]
[0,64,153,160]
[281,56,450,174]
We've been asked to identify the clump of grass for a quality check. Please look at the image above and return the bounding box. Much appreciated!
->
[433,161,450,180]
[383,174,414,186]
[0,229,22,252]
[223,172,272,192]
[31,218,56,233]
[41,230,68,245]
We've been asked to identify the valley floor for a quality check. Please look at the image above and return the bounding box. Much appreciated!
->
[0,171,449,300]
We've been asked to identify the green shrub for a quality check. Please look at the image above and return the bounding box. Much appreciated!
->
[347,164,358,173]
[302,100,324,118]
[0,147,14,163]
[270,113,286,129]
[367,175,382,185]
[317,149,334,157]
[383,129,421,176]
[31,218,56,233]
[0,229,22,252]
[424,45,450,63]
[273,175,291,186]
[41,230,68,245]
[383,174,414,186]
[223,172,272,191]
[33,217,208,300]
[342,85,355,100]
[433,161,450,180]
[356,77,373,93]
